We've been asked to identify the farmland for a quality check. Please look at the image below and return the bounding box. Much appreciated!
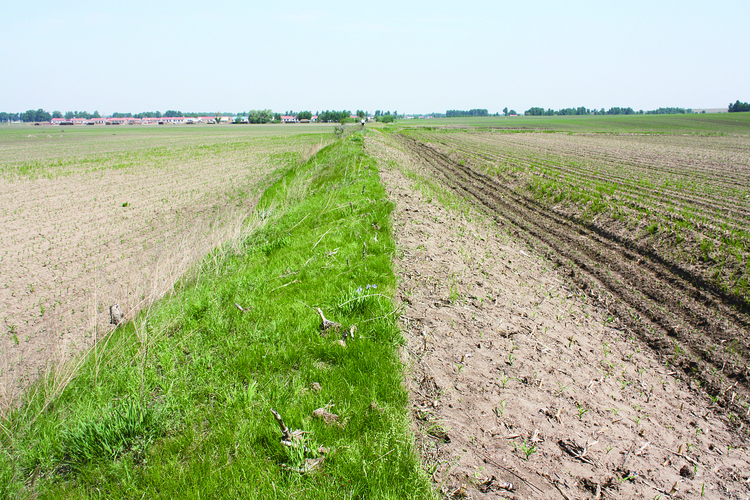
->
[0,125,332,404]
[2,114,750,498]
[366,114,750,498]
[1,128,434,499]
[393,122,750,417]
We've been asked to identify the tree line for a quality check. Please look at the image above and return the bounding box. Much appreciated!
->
[5,101,746,124]
[523,106,697,116]
[317,110,352,123]
[373,110,399,123]
[728,100,750,112]
[446,109,488,117]
[524,106,640,116]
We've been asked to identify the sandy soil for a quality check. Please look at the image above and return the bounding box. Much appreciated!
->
[368,133,750,500]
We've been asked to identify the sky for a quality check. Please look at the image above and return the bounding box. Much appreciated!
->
[2,0,748,115]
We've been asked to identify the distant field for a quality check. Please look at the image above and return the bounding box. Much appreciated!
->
[0,124,333,402]
[0,123,334,175]
[400,112,750,134]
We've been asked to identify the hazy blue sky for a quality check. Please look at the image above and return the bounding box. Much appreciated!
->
[2,0,748,115]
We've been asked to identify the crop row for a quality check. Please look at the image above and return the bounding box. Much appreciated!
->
[397,133,750,425]
[405,130,750,309]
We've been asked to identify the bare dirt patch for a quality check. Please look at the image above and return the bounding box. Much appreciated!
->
[368,133,750,500]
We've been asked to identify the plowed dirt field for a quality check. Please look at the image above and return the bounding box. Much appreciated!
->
[0,128,328,406]
[368,130,750,499]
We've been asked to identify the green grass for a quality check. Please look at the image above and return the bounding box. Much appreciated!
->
[0,130,434,499]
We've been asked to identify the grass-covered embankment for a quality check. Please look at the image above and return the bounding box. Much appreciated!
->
[0,130,434,499]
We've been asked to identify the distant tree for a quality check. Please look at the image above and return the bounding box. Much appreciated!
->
[356,110,366,119]
[64,111,74,120]
[524,107,544,116]
[318,110,352,123]
[446,109,481,117]
[92,110,101,118]
[728,100,750,112]
[52,110,62,119]
[247,109,273,124]
[606,107,635,115]
[0,112,8,122]
[29,109,51,122]
[273,112,281,122]
[646,107,692,115]
[163,110,183,117]
[509,109,517,115]
[297,111,313,120]
[503,107,509,116]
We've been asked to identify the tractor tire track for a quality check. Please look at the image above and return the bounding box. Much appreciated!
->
[397,133,750,425]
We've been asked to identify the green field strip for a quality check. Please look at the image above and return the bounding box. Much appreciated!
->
[0,132,434,499]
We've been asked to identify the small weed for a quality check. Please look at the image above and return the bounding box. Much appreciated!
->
[555,381,570,396]
[336,283,380,315]
[619,472,637,483]
[576,402,589,420]
[494,401,506,417]
[515,438,537,460]
[498,373,511,389]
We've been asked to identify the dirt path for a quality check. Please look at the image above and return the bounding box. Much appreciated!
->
[368,133,750,500]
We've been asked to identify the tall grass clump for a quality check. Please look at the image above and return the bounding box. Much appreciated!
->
[0,130,434,499]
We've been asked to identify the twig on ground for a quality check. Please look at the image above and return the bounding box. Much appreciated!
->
[317,308,342,335]
[235,302,251,312]
[552,480,573,500]
[271,408,293,443]
[289,214,309,232]
[476,451,545,494]
[654,443,699,466]
[271,279,300,292]
[558,439,597,466]
[312,229,332,250]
